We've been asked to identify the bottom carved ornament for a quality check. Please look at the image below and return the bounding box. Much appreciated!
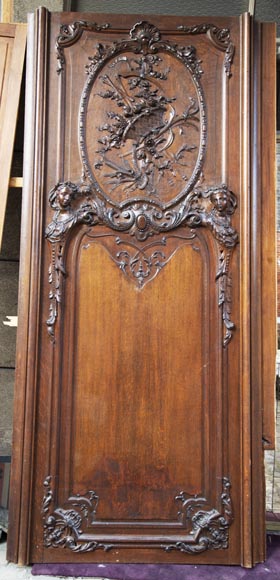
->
[42,476,233,555]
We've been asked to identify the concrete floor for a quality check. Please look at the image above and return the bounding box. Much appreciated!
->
[0,536,112,580]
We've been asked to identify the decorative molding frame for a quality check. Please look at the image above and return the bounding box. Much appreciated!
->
[46,20,238,347]
[177,24,234,76]
[46,181,238,345]
[55,21,110,73]
[55,20,234,76]
[78,21,206,208]
[42,476,233,554]
[42,477,112,553]
[165,478,233,553]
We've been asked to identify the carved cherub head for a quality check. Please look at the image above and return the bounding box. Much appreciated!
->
[49,181,77,210]
[210,190,228,213]
[210,188,237,215]
[57,183,75,208]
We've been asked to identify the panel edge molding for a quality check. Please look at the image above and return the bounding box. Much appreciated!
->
[42,475,233,554]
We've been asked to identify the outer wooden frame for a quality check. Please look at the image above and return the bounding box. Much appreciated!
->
[7,10,47,565]
[7,9,276,567]
[250,19,276,564]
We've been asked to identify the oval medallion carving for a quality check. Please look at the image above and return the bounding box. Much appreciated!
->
[46,21,238,348]
[79,22,206,209]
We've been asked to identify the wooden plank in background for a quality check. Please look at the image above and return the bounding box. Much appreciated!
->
[261,23,277,449]
[1,0,14,24]
[0,23,26,249]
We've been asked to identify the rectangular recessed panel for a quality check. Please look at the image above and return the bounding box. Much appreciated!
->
[70,242,205,522]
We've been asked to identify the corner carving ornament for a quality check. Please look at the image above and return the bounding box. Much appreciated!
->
[46,20,238,347]
[42,476,233,554]
[42,476,113,553]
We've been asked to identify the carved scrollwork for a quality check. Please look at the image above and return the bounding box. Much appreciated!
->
[56,20,234,77]
[46,244,65,339]
[48,20,238,346]
[46,181,238,344]
[42,476,113,553]
[42,476,233,554]
[177,24,234,76]
[56,21,110,73]
[80,21,206,207]
[45,181,100,340]
[165,477,233,554]
[84,231,197,288]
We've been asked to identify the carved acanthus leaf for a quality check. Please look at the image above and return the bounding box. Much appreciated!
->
[165,477,233,553]
[42,476,233,554]
[56,21,110,73]
[80,21,206,206]
[42,476,112,553]
[49,20,238,345]
[46,181,238,344]
[84,231,197,289]
[177,23,235,76]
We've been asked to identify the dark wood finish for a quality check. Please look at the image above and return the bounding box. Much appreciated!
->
[7,9,275,567]
[250,20,277,565]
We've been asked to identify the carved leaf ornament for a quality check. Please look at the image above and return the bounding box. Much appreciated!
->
[43,19,236,557]
[46,20,238,348]
[42,476,233,554]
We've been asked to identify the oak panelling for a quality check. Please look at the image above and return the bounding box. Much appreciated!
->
[6,11,45,565]
[65,233,214,520]
[8,8,276,567]
[55,19,228,197]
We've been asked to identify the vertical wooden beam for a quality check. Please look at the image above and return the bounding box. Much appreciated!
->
[7,8,49,564]
[250,19,266,564]
[1,0,13,23]
[250,19,276,564]
[260,24,276,450]
[248,0,256,17]
[0,23,26,248]
[240,11,253,568]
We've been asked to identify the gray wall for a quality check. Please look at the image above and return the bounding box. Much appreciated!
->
[72,0,279,33]
[2,0,279,32]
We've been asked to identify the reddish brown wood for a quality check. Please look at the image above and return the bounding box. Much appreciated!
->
[7,9,276,567]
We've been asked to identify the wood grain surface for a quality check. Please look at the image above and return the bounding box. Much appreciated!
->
[7,9,276,567]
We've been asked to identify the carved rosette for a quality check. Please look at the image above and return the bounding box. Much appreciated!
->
[42,476,233,554]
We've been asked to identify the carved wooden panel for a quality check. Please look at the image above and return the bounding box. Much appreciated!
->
[7,9,276,568]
